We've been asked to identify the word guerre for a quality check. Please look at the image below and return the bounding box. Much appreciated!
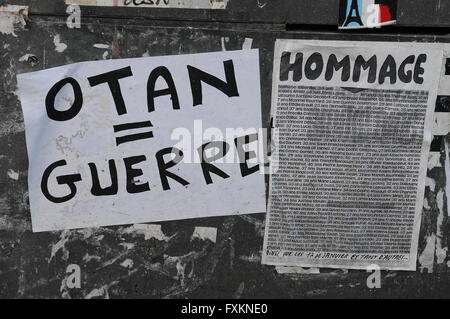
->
[41,59,260,203]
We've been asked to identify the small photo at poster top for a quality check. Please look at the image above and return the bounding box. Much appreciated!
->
[338,0,397,29]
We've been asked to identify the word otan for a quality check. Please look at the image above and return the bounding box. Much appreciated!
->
[41,59,260,204]
[45,60,239,121]
[280,51,427,84]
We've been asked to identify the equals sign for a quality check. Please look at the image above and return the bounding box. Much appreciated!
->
[113,120,154,146]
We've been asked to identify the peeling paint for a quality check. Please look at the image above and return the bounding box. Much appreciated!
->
[0,5,28,37]
[0,118,25,138]
[85,286,109,299]
[428,152,442,170]
[426,177,436,192]
[49,230,71,262]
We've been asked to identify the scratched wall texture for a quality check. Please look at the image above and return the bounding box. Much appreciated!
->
[1,0,450,298]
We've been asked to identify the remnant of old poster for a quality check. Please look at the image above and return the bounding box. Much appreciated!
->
[17,49,266,232]
[65,0,229,9]
[262,39,443,270]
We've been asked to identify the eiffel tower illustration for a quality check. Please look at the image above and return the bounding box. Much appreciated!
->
[343,0,364,27]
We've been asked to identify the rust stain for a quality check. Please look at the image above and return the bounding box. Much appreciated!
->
[111,32,123,58]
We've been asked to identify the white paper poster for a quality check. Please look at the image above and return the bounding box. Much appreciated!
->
[262,40,443,270]
[17,49,266,232]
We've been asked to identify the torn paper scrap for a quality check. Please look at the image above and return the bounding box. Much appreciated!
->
[65,0,229,9]
[191,227,217,243]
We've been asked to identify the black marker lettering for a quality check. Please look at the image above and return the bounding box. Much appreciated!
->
[325,54,351,81]
[304,52,323,80]
[279,51,303,81]
[198,141,230,184]
[147,66,180,112]
[188,60,239,106]
[155,147,189,191]
[414,54,427,84]
[41,160,81,203]
[124,155,150,194]
[353,55,377,83]
[379,54,397,84]
[234,134,260,177]
[88,160,118,196]
[88,66,133,115]
[46,78,83,121]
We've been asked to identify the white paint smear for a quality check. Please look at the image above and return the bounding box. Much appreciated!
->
[93,44,110,49]
[120,258,134,268]
[66,0,228,9]
[53,35,68,53]
[275,266,320,274]
[7,169,19,180]
[19,54,33,63]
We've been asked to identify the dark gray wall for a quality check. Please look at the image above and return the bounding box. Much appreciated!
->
[1,0,450,298]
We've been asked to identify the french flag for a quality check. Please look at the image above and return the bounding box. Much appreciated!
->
[362,0,397,26]
[340,0,397,28]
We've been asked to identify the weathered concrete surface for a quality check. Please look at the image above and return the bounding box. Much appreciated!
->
[1,10,450,298]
